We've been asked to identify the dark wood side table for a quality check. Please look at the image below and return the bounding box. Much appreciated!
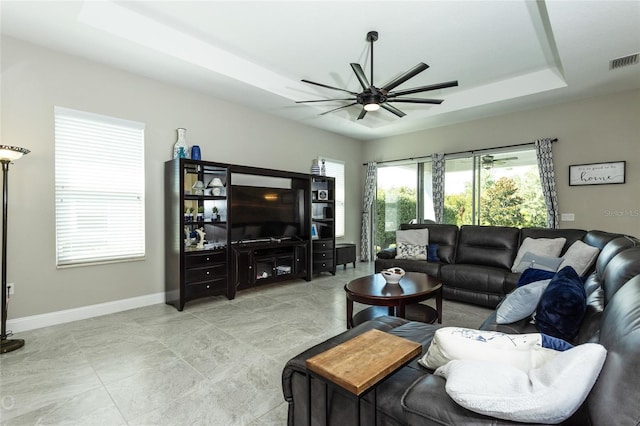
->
[306,329,421,425]
[344,272,443,328]
[335,243,356,269]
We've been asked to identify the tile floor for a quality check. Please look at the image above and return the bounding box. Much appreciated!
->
[0,263,491,425]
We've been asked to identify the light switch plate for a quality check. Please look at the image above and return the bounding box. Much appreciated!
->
[561,213,575,221]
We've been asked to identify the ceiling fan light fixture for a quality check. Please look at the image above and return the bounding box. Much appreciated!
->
[364,102,380,112]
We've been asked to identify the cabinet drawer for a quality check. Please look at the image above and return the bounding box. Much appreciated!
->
[185,264,226,283]
[185,278,227,298]
[313,260,334,271]
[186,251,226,268]
[313,250,333,261]
[313,240,334,250]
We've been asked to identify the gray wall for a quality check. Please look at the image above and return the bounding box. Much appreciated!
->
[2,33,639,321]
[1,36,364,318]
[364,89,640,237]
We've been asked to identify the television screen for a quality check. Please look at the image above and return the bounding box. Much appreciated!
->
[230,185,305,242]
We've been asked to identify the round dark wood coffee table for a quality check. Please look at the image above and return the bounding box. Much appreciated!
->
[344,272,442,328]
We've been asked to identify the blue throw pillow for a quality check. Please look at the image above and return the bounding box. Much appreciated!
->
[427,244,440,262]
[541,333,574,351]
[517,268,556,287]
[535,266,587,342]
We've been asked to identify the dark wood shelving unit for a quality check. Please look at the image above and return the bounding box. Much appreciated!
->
[311,176,336,275]
[165,160,313,310]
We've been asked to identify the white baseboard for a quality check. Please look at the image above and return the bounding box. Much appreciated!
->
[6,292,165,334]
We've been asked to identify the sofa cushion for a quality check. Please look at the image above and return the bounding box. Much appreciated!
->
[496,279,552,324]
[419,327,559,371]
[511,237,566,272]
[536,266,587,342]
[433,343,606,424]
[559,240,600,276]
[456,225,520,270]
[440,263,509,308]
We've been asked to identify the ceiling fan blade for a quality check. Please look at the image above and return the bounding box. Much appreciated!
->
[301,79,358,95]
[380,103,406,118]
[296,98,356,103]
[350,63,370,90]
[381,63,429,92]
[357,109,367,120]
[387,80,459,98]
[319,102,358,116]
[387,98,444,104]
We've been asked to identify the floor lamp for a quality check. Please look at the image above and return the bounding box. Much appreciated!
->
[1,145,29,354]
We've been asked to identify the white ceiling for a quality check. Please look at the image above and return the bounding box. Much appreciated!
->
[2,1,639,141]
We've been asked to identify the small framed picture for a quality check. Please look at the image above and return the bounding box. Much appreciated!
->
[569,161,626,186]
[311,224,319,240]
[318,190,329,200]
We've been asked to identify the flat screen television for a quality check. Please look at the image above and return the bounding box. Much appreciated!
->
[230,185,305,242]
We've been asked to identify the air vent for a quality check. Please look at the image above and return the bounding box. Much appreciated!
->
[610,53,639,70]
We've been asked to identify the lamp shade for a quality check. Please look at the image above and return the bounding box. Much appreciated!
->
[208,177,224,187]
[0,145,30,162]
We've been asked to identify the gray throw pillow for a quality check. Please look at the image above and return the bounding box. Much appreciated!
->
[497,279,552,324]
[514,252,564,273]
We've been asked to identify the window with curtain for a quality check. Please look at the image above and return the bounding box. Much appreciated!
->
[443,148,546,227]
[375,163,417,251]
[373,147,546,250]
[55,106,145,267]
[320,158,345,238]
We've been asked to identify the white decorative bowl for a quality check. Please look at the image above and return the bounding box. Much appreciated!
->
[381,267,406,284]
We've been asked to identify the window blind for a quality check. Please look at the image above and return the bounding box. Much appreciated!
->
[320,158,345,238]
[55,106,145,267]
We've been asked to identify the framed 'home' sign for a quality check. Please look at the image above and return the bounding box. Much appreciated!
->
[569,161,626,186]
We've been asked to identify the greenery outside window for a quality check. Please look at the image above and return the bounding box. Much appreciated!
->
[374,147,546,251]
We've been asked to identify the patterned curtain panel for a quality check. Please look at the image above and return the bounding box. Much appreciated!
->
[535,138,559,229]
[360,162,377,261]
[432,153,445,223]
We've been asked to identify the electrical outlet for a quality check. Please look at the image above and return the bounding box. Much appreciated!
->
[7,282,14,295]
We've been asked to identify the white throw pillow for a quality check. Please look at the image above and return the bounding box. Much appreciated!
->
[496,279,552,324]
[396,228,429,245]
[395,242,427,260]
[511,237,567,272]
[395,229,429,260]
[559,240,600,276]
[419,327,558,371]
[434,343,606,424]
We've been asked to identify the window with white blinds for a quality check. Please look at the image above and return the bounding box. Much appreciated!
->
[55,106,145,267]
[320,158,345,238]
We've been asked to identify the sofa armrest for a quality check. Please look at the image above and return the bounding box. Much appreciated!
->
[402,374,516,425]
[377,247,397,259]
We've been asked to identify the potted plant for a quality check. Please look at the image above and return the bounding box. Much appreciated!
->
[212,206,219,222]
[196,206,204,221]
[184,206,190,222]
[188,206,194,222]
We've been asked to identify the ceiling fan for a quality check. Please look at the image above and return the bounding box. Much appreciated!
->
[296,31,458,120]
[482,155,519,170]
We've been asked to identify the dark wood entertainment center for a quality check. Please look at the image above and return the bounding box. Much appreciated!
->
[165,159,336,310]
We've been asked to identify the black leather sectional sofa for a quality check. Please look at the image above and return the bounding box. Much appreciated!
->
[282,227,640,425]
[375,223,622,308]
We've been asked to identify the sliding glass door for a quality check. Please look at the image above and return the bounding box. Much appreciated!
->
[375,165,417,251]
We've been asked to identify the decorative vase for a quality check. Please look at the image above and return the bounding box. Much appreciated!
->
[191,145,201,161]
[173,128,189,159]
[321,159,326,176]
[311,159,320,175]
